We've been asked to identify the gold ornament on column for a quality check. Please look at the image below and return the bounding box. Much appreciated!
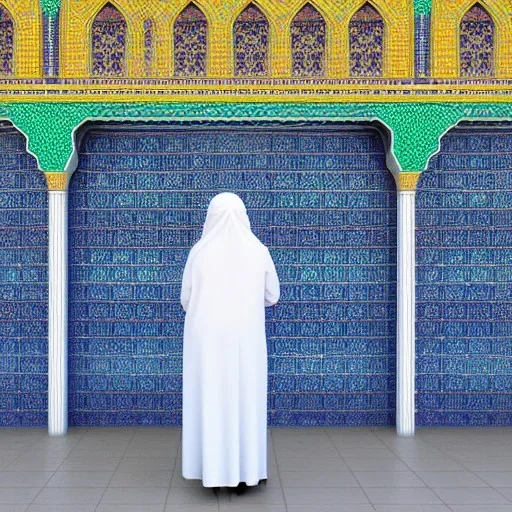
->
[45,172,69,191]
[394,172,421,192]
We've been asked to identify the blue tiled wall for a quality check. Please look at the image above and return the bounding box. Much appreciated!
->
[69,123,397,427]
[0,124,48,428]
[417,123,512,427]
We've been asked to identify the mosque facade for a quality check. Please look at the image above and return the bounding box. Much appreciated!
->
[0,0,511,436]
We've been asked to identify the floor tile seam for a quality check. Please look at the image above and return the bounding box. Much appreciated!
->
[165,429,199,511]
[490,486,512,504]
[2,433,52,472]
[93,428,137,512]
[268,429,287,511]
[426,485,460,509]
[393,457,461,509]
[326,429,375,509]
[24,428,85,507]
[452,457,503,491]
[354,430,408,457]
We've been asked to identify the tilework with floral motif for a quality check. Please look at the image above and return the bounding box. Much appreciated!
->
[174,5,207,77]
[349,4,384,77]
[91,3,127,77]
[460,4,494,77]
[291,4,326,77]
[234,4,269,77]
[0,5,14,76]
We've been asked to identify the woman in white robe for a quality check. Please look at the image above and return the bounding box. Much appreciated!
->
[180,192,280,489]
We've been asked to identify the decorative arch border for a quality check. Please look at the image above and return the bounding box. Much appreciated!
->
[60,0,134,77]
[282,1,334,77]
[227,1,280,77]
[0,0,42,77]
[431,0,512,78]
[337,0,414,78]
[346,2,386,77]
[169,2,211,77]
[88,2,129,78]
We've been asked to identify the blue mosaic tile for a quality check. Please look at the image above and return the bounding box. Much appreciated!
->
[68,123,397,427]
[0,124,48,428]
[416,123,512,427]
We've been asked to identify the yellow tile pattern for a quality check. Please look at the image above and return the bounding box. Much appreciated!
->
[2,0,42,77]
[431,0,512,78]
[58,0,414,78]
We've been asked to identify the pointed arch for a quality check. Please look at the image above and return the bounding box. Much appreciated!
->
[91,2,127,77]
[174,3,207,77]
[0,4,14,76]
[460,3,494,77]
[234,3,270,77]
[349,2,384,77]
[291,3,326,77]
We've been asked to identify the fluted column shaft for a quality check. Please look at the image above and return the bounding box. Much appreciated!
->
[395,173,421,437]
[46,174,69,436]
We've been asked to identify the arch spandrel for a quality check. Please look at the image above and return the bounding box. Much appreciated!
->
[431,0,512,78]
[0,0,41,77]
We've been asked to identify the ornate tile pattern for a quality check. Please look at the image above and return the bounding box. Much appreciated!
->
[0,5,14,76]
[460,4,494,78]
[144,19,154,77]
[68,123,397,427]
[91,3,127,77]
[0,124,48,428]
[291,4,326,78]
[416,123,512,426]
[174,4,207,77]
[349,3,384,78]
[234,4,269,77]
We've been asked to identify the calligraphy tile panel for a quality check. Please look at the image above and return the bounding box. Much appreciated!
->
[416,123,512,427]
[68,123,397,427]
[0,124,48,427]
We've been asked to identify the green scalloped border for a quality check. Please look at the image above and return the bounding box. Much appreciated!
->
[1,101,511,172]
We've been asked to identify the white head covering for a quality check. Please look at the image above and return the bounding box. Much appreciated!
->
[191,192,262,256]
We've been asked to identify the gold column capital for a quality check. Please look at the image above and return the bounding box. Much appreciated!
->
[394,172,421,192]
[45,172,69,192]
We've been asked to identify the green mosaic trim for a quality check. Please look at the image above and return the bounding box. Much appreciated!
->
[1,101,511,173]
[414,0,432,15]
[40,0,60,17]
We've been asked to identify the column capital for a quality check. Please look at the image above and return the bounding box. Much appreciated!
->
[45,172,69,192]
[394,172,421,192]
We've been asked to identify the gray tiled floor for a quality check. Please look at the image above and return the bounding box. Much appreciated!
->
[0,427,511,511]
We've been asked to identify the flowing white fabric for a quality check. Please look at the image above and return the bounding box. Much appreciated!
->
[181,193,280,488]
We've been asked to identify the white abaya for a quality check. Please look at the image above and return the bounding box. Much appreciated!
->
[180,193,280,488]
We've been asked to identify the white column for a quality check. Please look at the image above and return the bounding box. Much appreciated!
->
[396,189,416,436]
[48,189,68,436]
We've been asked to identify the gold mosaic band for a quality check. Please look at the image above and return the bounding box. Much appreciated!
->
[394,172,422,192]
[45,172,69,191]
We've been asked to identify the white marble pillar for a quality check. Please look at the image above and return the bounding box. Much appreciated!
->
[46,174,69,436]
[395,173,421,437]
